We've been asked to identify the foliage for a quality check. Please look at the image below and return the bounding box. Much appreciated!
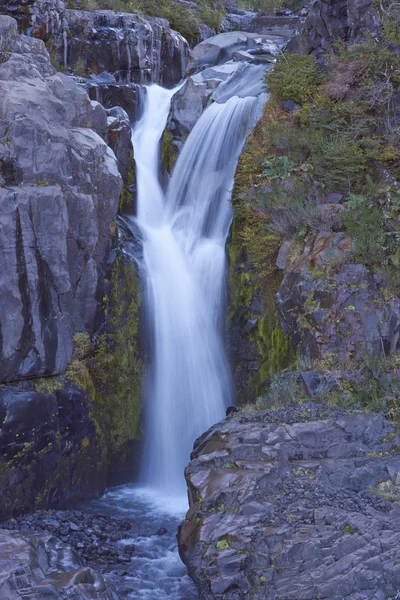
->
[309,352,400,423]
[236,0,303,15]
[73,57,86,76]
[65,254,143,469]
[267,54,321,105]
[344,194,386,267]
[161,129,176,174]
[262,155,295,179]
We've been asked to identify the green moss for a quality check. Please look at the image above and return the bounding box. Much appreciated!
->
[216,538,230,551]
[66,254,143,469]
[228,114,295,402]
[35,378,64,394]
[161,129,176,174]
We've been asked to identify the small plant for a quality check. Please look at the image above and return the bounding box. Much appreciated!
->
[216,539,230,551]
[262,155,295,180]
[73,58,86,77]
[268,54,321,105]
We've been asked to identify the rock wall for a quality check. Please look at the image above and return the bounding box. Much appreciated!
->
[0,15,142,516]
[0,16,121,382]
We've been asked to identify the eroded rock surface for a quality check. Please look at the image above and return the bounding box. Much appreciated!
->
[179,406,400,599]
[277,233,400,359]
[0,16,122,382]
[0,528,120,599]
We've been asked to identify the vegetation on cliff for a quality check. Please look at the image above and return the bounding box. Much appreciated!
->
[229,19,400,417]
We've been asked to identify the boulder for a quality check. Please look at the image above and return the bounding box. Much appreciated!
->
[179,407,400,599]
[0,529,120,599]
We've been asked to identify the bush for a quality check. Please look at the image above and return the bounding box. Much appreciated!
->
[344,194,385,267]
[268,54,321,104]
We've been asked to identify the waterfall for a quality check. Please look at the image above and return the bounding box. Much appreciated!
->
[131,84,265,498]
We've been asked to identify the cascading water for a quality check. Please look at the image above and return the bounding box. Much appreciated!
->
[131,84,266,498]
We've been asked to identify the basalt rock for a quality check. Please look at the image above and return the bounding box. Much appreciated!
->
[62,10,188,87]
[0,15,122,382]
[0,528,120,599]
[179,407,400,599]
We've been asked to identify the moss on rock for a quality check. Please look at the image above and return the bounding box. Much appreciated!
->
[227,113,295,403]
[65,253,143,472]
[161,129,177,175]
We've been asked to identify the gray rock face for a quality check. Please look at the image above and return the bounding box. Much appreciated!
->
[0,16,122,381]
[276,233,400,359]
[62,9,188,87]
[179,406,400,599]
[0,529,120,599]
[288,0,380,54]
[1,1,189,88]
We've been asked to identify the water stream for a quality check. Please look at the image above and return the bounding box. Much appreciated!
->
[92,38,277,600]
[130,84,265,498]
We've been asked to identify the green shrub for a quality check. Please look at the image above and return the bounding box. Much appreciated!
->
[268,54,321,104]
[344,194,386,267]
[262,155,295,180]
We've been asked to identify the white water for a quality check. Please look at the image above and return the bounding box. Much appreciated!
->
[131,83,265,497]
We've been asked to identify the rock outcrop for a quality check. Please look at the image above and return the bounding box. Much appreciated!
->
[0,528,120,599]
[179,406,400,599]
[0,15,122,382]
[288,0,380,54]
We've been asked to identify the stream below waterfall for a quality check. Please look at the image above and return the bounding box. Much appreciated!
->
[85,485,198,599]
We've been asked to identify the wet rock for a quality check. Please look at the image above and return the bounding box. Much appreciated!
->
[156,527,168,536]
[179,409,400,599]
[168,29,292,141]
[0,528,120,599]
[60,9,188,87]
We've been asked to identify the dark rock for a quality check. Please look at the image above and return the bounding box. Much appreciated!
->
[283,98,301,112]
[156,527,168,536]
[226,405,240,416]
[0,529,120,599]
[276,232,400,360]
[179,410,400,599]
[0,383,106,519]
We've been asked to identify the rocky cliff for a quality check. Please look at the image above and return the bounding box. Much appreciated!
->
[0,15,122,381]
[0,14,143,516]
